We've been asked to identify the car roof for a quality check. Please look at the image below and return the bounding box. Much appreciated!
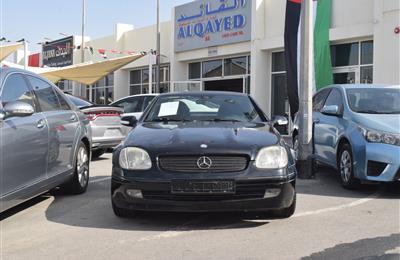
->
[158,91,248,97]
[330,84,400,90]
[111,93,159,104]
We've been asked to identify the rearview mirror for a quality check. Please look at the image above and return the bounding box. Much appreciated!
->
[3,101,34,118]
[272,116,289,126]
[321,105,341,116]
[121,115,138,127]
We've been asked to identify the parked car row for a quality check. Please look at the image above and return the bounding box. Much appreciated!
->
[1,67,398,217]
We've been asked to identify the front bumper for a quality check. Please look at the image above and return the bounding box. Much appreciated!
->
[362,143,400,182]
[111,165,296,212]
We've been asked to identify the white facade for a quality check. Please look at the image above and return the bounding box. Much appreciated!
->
[62,0,399,118]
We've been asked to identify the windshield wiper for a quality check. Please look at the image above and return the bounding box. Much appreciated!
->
[201,118,243,122]
[149,117,192,122]
[356,110,381,114]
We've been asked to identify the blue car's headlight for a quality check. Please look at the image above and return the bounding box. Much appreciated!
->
[360,127,400,146]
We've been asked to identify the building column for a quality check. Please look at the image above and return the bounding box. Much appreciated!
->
[373,0,400,84]
[114,70,130,100]
[250,0,271,116]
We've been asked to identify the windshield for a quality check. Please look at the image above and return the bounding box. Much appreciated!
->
[346,88,400,114]
[66,94,93,108]
[144,94,265,123]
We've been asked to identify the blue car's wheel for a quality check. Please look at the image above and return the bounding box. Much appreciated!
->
[338,143,359,189]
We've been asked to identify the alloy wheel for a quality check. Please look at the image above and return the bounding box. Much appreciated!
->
[77,146,89,188]
[340,150,352,183]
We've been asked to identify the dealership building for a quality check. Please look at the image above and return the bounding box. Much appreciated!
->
[41,0,399,126]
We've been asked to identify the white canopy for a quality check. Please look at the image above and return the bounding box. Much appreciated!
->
[40,54,144,85]
[0,43,24,62]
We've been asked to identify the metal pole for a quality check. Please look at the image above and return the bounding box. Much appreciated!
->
[297,0,314,179]
[81,0,86,63]
[155,0,161,93]
[23,40,28,69]
[149,51,153,94]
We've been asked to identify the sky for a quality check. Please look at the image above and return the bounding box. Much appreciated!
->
[0,0,191,52]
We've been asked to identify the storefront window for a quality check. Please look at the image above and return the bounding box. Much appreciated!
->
[224,56,247,76]
[202,60,222,78]
[272,52,286,72]
[361,41,373,65]
[189,62,201,79]
[129,65,170,95]
[331,40,374,84]
[331,42,359,67]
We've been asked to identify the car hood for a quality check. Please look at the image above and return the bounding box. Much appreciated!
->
[123,122,280,159]
[352,113,400,134]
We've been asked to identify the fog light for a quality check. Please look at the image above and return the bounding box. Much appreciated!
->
[263,188,281,198]
[126,189,143,198]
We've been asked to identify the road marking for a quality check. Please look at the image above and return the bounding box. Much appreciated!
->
[89,177,111,184]
[293,192,380,218]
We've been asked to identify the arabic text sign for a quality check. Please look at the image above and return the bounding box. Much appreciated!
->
[174,0,252,52]
[42,36,74,67]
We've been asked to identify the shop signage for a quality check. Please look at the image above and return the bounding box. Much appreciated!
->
[42,36,74,67]
[174,0,252,52]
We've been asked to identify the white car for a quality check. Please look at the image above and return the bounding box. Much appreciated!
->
[110,94,158,120]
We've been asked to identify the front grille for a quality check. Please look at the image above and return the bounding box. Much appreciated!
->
[367,161,387,177]
[142,180,272,201]
[158,155,249,173]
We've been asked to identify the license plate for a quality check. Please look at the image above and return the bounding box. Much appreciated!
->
[104,129,122,137]
[171,180,235,194]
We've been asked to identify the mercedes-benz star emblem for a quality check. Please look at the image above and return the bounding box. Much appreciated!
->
[197,156,212,169]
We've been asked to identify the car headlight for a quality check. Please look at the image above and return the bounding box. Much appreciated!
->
[360,127,400,146]
[119,147,152,170]
[255,146,288,169]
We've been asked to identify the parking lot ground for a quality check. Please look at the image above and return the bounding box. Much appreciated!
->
[1,153,399,260]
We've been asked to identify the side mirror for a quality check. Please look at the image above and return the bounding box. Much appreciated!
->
[272,116,289,126]
[120,115,138,127]
[321,105,341,116]
[3,101,34,118]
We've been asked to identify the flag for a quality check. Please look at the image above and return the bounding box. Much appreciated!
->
[314,0,333,90]
[284,0,333,118]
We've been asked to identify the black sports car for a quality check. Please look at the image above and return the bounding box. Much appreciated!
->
[111,92,297,218]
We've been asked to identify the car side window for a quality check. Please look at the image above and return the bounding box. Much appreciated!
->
[115,97,143,113]
[53,89,71,110]
[142,96,155,111]
[1,73,36,110]
[27,75,61,112]
[312,88,331,112]
[324,89,343,108]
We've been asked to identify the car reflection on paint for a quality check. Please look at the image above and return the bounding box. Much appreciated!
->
[111,91,297,218]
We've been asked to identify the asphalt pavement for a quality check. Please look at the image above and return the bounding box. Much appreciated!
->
[1,153,399,260]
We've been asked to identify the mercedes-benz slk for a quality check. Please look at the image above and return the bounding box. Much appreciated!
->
[111,92,297,218]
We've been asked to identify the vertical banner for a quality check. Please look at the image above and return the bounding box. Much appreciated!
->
[314,0,333,90]
[284,0,301,118]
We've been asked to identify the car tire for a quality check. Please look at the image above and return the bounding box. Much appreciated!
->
[61,142,89,194]
[112,200,135,218]
[92,149,106,159]
[273,194,296,218]
[338,143,359,189]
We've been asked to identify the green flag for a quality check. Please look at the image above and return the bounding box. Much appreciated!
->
[314,0,333,90]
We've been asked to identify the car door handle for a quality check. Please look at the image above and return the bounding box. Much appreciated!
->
[37,119,46,129]
[70,114,77,122]
[313,119,320,124]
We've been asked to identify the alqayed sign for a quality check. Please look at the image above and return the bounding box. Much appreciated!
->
[174,0,252,52]
[42,36,74,67]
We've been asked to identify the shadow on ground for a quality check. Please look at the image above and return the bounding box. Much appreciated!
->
[297,165,400,199]
[301,233,400,260]
[39,175,270,232]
